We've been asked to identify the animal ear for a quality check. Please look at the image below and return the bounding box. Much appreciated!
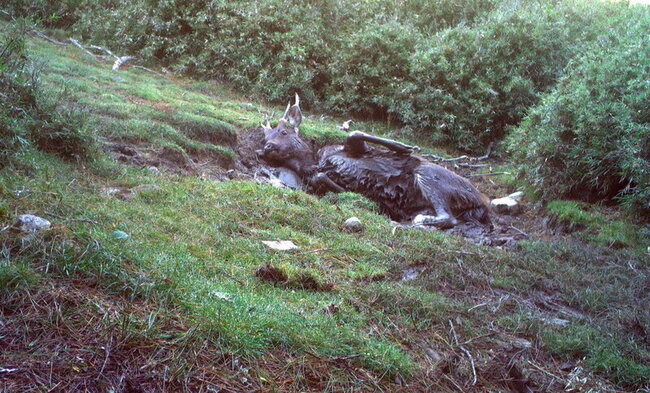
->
[282,93,302,130]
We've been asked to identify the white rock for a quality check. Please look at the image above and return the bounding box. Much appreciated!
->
[261,240,299,251]
[209,291,233,301]
[508,191,524,201]
[491,192,524,215]
[15,214,51,233]
[100,187,121,197]
[342,217,363,232]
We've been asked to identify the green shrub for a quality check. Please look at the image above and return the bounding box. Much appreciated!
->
[9,0,643,153]
[325,21,422,117]
[65,0,634,151]
[2,0,84,28]
[396,0,632,149]
[507,13,650,217]
[0,21,94,165]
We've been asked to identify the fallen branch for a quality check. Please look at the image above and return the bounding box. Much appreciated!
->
[132,65,163,76]
[0,10,14,21]
[460,345,478,386]
[424,142,494,163]
[467,171,510,177]
[457,163,488,168]
[31,30,67,45]
[449,320,478,386]
[29,28,162,76]
[113,56,135,71]
[509,225,529,238]
[88,44,118,59]
[68,38,109,61]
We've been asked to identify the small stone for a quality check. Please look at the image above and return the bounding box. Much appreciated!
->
[424,348,443,362]
[130,184,160,193]
[112,230,130,240]
[100,187,121,197]
[276,168,303,189]
[491,191,524,215]
[15,214,51,233]
[111,76,126,83]
[210,291,232,301]
[147,166,159,173]
[342,217,363,233]
[261,240,299,251]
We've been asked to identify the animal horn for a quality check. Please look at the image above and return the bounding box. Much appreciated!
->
[294,93,300,108]
[282,102,291,119]
[261,119,271,130]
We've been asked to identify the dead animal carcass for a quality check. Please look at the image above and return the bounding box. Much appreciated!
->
[257,95,491,229]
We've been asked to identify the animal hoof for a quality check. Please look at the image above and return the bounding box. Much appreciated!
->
[413,214,456,229]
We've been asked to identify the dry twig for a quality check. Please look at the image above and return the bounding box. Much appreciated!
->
[29,29,162,76]
[467,171,510,177]
[448,320,478,386]
[424,142,494,163]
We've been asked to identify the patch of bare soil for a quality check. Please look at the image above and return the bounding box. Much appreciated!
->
[255,264,334,291]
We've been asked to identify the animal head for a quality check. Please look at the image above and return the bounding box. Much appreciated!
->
[258,94,312,164]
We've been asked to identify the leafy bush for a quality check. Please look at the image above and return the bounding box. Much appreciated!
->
[0,22,93,166]
[507,13,650,217]
[395,0,633,149]
[8,0,643,153]
[64,0,635,150]
[2,0,84,28]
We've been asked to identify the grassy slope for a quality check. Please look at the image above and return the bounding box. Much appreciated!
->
[1,30,649,392]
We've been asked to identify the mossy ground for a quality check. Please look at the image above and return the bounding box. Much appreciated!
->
[1,25,649,392]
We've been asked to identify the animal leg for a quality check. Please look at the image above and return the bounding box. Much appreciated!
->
[413,170,459,229]
[345,131,419,155]
[413,214,457,230]
[310,172,346,193]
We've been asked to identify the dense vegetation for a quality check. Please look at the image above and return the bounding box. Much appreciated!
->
[5,0,649,216]
[0,0,635,145]
[0,21,92,167]
[507,17,650,216]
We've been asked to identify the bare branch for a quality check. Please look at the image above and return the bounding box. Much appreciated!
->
[467,172,510,177]
[449,320,478,386]
[30,30,67,45]
[88,45,119,60]
[112,56,135,70]
[424,142,494,163]
[509,225,529,238]
[68,38,109,61]
[0,10,14,21]
[457,163,488,168]
[131,65,163,76]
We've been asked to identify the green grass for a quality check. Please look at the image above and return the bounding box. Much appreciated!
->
[547,200,643,248]
[1,23,649,391]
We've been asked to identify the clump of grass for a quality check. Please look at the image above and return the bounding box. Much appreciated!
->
[544,324,650,387]
[547,200,643,248]
[1,21,94,166]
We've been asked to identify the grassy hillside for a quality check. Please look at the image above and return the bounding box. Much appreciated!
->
[1,23,649,392]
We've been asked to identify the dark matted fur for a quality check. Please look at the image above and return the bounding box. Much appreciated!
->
[258,97,491,226]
